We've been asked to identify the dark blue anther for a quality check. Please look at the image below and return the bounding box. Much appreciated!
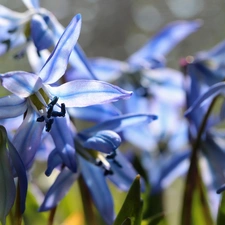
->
[104,168,114,176]
[14,49,26,59]
[45,118,54,132]
[51,103,66,117]
[37,115,45,122]
[49,96,59,106]
[106,151,117,159]
[96,159,103,166]
[36,96,66,132]
[51,111,63,117]
[61,103,66,116]
[47,104,54,118]
[8,27,18,33]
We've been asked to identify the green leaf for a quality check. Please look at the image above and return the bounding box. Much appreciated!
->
[22,187,48,225]
[148,214,167,225]
[114,175,143,225]
[0,126,16,225]
[217,192,225,225]
[122,218,132,225]
[141,213,167,225]
[181,158,214,225]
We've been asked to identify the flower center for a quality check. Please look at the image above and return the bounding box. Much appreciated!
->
[30,89,66,132]
[36,96,66,132]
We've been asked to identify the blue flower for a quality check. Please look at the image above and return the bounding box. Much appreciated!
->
[0,0,98,79]
[0,5,28,55]
[39,114,157,225]
[0,14,132,172]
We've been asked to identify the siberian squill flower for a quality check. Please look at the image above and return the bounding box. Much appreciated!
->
[0,0,97,79]
[0,14,132,172]
[39,114,157,225]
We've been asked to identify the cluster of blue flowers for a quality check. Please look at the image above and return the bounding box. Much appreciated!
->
[1,0,225,225]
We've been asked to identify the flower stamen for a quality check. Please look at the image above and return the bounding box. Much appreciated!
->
[36,96,66,132]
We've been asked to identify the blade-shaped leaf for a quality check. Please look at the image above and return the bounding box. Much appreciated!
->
[217,192,225,225]
[181,154,214,225]
[23,187,48,225]
[114,175,143,225]
[8,140,27,213]
[0,126,16,225]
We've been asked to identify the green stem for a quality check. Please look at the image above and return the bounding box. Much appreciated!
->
[47,206,57,225]
[181,96,219,225]
[78,175,97,225]
[8,206,14,225]
[14,183,22,225]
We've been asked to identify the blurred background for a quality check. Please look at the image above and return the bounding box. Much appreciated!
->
[0,1,224,224]
[0,0,225,70]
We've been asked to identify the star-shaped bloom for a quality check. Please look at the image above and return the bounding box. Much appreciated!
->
[0,14,132,172]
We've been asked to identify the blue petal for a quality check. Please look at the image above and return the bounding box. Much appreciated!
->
[202,135,225,189]
[87,57,129,82]
[22,0,39,9]
[8,140,27,214]
[39,14,82,84]
[0,94,27,119]
[185,81,225,116]
[80,157,114,225]
[31,15,54,51]
[68,104,121,122]
[47,11,96,79]
[0,126,16,225]
[0,5,25,21]
[39,168,79,211]
[128,20,202,68]
[190,40,225,86]
[45,149,63,176]
[12,106,44,169]
[108,151,145,192]
[72,44,98,80]
[48,15,97,80]
[159,151,190,188]
[123,126,155,150]
[27,44,50,73]
[47,80,132,107]
[50,117,77,172]
[0,71,43,98]
[80,114,157,136]
[83,130,121,154]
